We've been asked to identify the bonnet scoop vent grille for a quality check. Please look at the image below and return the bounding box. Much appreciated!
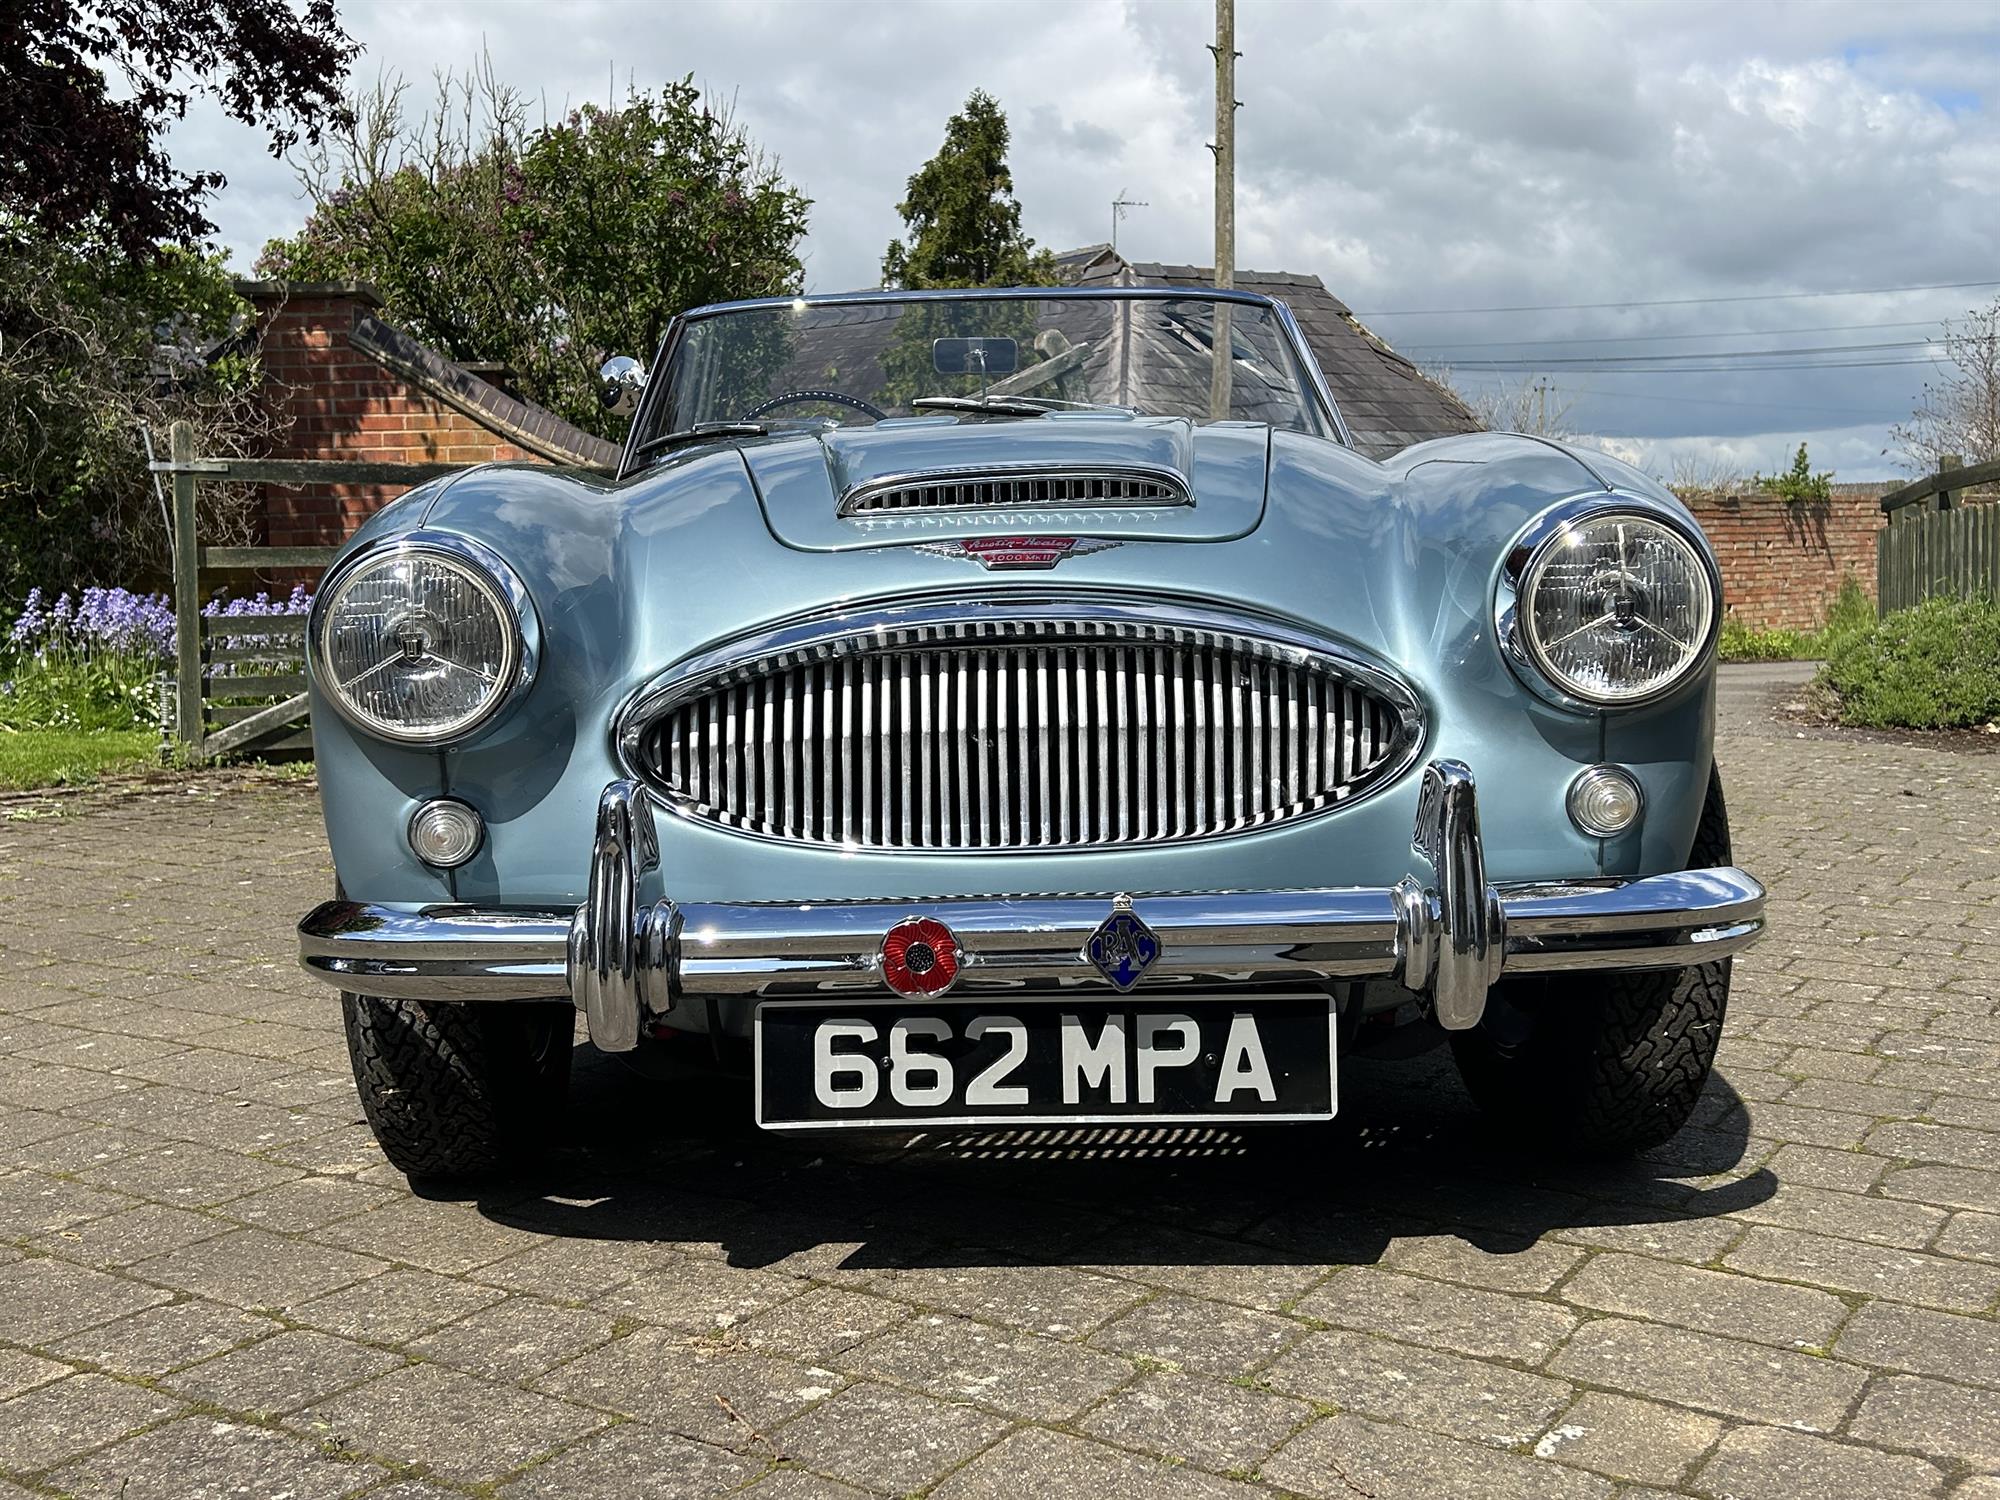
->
[839,466,1191,517]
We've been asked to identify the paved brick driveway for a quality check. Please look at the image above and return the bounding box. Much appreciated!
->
[0,666,1995,1499]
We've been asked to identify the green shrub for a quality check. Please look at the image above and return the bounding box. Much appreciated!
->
[1753,442,1834,504]
[1820,596,2000,729]
[1716,575,1877,662]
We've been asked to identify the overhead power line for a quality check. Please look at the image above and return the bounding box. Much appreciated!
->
[1403,318,1940,353]
[1441,338,1934,369]
[1449,356,1944,375]
[1356,278,2000,318]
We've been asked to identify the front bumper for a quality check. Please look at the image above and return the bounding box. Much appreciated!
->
[298,760,1766,1052]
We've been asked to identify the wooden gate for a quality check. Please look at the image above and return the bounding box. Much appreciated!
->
[1876,456,2000,613]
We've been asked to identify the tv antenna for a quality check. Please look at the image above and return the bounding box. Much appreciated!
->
[1111,190,1148,254]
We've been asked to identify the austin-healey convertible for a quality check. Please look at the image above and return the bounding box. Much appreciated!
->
[297,286,1765,1179]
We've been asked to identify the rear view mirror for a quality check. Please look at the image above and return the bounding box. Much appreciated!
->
[932,337,1019,376]
[599,355,647,416]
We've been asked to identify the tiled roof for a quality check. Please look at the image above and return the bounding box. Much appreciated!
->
[1072,254,1481,458]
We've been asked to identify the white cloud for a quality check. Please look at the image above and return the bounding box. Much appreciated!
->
[165,0,1997,478]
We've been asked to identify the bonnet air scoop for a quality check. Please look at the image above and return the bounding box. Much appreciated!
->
[742,414,1271,552]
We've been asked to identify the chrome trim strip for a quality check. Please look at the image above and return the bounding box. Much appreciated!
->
[614,595,1430,854]
[839,463,1193,518]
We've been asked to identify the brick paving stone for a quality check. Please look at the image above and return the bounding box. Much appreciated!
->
[1872,1122,2000,1173]
[33,1202,229,1268]
[1780,1047,1883,1082]
[408,1296,621,1383]
[771,1380,1011,1494]
[0,1169,137,1235]
[129,1226,386,1311]
[1850,1374,2000,1470]
[1264,1326,1571,1446]
[875,1262,1149,1334]
[1883,1166,2000,1214]
[1080,1224,1332,1312]
[1294,1266,1576,1363]
[1549,1318,1866,1430]
[494,1425,764,1499]
[46,1415,383,1500]
[167,1328,403,1414]
[0,1254,170,1342]
[1766,1143,1889,1193]
[594,1254,805,1333]
[214,1175,397,1233]
[52,1299,279,1376]
[1693,1426,1944,1500]
[535,1326,842,1446]
[76,1143,301,1206]
[1078,1367,1310,1472]
[1561,1251,1850,1348]
[841,1313,1129,1422]
[1930,1096,2000,1134]
[292,1266,505,1344]
[1723,1224,2000,1312]
[735,1472,875,1500]
[733,1285,913,1363]
[1837,1301,2000,1386]
[0,1347,73,1399]
[1939,1210,2000,1263]
[1784,1078,1935,1118]
[931,1425,1266,1500]
[1087,1291,1302,1377]
[467,1234,662,1301]
[297,1361,606,1484]
[1731,1181,1947,1249]
[1553,1214,1747,1265]
[313,1197,540,1273]
[1381,1232,1585,1293]
[1265,1412,1613,1500]
[0,1372,182,1472]
[1528,1391,1722,1487]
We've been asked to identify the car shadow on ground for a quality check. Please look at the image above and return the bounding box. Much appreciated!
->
[463,1041,1776,1277]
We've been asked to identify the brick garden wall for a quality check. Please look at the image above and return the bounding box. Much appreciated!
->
[242,284,548,547]
[1684,484,1888,632]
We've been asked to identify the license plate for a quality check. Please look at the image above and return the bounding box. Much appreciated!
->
[754,995,1335,1130]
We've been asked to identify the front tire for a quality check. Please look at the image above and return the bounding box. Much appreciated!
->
[342,994,574,1181]
[1448,767,1735,1155]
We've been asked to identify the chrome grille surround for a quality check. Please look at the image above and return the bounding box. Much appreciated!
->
[839,465,1191,517]
[616,598,1426,852]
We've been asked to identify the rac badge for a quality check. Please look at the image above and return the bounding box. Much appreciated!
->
[914,536,1121,571]
[1086,896,1161,993]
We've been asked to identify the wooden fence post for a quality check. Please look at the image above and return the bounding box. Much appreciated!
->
[170,421,203,758]
[1938,453,1961,513]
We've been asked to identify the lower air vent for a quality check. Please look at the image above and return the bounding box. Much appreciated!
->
[840,467,1190,517]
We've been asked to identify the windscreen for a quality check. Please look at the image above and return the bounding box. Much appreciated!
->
[649,293,1332,441]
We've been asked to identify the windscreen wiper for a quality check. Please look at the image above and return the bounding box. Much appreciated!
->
[634,421,768,458]
[909,396,1059,418]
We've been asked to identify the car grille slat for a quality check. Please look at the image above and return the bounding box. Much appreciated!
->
[641,617,1413,851]
[841,468,1191,516]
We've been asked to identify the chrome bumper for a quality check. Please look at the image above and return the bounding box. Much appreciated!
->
[298,761,1766,1052]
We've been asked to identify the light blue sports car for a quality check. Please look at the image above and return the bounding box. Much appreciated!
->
[297,286,1766,1180]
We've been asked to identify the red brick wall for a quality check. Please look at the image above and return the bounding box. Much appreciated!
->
[248,287,545,546]
[1684,485,1887,632]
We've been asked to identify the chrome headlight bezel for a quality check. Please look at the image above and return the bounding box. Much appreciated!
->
[1497,500,1720,711]
[310,533,539,746]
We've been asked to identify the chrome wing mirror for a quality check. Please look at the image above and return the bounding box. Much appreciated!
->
[599,356,647,416]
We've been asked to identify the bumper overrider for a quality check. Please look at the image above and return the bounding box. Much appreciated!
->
[297,761,1766,1052]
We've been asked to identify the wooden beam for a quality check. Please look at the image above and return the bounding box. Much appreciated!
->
[171,422,204,757]
[1881,455,2000,513]
[201,694,310,757]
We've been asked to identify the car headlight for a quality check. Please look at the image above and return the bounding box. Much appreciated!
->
[314,539,531,744]
[1513,508,1716,706]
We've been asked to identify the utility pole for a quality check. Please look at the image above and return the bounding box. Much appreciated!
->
[1111,190,1147,255]
[1208,0,1239,420]
[1536,377,1548,435]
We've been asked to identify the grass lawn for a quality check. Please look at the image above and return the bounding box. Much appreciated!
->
[0,729,157,791]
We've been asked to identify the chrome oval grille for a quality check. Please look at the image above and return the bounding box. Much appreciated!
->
[625,605,1422,852]
[840,467,1190,516]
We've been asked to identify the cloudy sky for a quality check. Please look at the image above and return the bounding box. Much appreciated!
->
[177,0,2000,480]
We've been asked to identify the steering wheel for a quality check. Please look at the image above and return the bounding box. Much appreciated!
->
[742,389,888,422]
